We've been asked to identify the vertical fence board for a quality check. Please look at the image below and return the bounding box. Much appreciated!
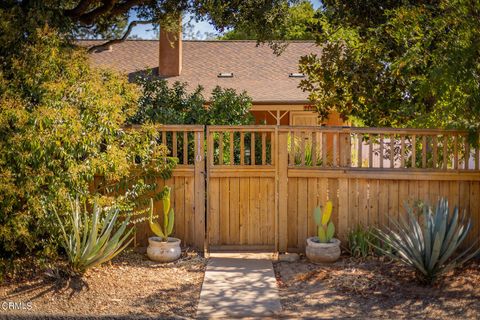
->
[229,178,240,245]
[287,178,298,249]
[297,178,308,250]
[239,177,249,245]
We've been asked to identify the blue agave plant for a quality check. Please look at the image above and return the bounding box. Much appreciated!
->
[376,198,479,284]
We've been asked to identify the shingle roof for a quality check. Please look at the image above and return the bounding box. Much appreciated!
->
[80,40,321,103]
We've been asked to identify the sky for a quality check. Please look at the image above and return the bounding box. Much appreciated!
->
[131,0,322,40]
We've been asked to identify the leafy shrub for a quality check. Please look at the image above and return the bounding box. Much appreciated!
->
[53,198,133,273]
[375,198,480,284]
[0,27,174,268]
[347,225,384,258]
[130,76,254,125]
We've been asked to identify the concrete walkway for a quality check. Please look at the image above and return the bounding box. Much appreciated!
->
[196,253,282,319]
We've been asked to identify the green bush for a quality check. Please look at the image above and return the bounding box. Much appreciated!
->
[0,27,174,270]
[347,225,385,258]
[130,75,254,126]
[375,198,480,284]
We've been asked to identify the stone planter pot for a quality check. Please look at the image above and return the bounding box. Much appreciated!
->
[147,237,181,263]
[306,237,341,263]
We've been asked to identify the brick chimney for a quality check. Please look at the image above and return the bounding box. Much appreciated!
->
[159,21,182,77]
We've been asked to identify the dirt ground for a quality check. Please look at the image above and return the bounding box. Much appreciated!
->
[0,249,206,320]
[275,255,480,319]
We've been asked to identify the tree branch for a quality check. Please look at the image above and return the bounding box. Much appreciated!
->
[64,0,98,18]
[65,0,144,25]
[87,19,156,53]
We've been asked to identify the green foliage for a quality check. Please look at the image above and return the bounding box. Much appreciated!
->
[300,0,480,132]
[375,198,480,284]
[1,1,296,56]
[0,27,174,266]
[53,198,134,273]
[130,76,254,126]
[149,186,175,242]
[221,0,317,40]
[313,201,335,243]
[347,225,385,258]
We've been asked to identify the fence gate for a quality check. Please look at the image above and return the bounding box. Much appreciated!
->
[206,126,278,251]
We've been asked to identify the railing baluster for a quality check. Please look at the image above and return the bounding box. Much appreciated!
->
[183,131,188,165]
[172,131,177,158]
[162,131,167,147]
[251,132,255,165]
[465,136,470,170]
[412,135,416,169]
[262,132,267,165]
[312,131,317,167]
[218,132,224,165]
[290,131,295,166]
[322,132,327,167]
[390,134,394,169]
[333,133,338,167]
[422,136,427,168]
[230,132,234,165]
[358,133,363,168]
[240,132,245,165]
[400,135,405,168]
[207,130,214,167]
[270,131,275,166]
[300,131,306,166]
[454,135,458,169]
[380,135,384,169]
[443,135,448,170]
[369,135,373,168]
[432,135,437,169]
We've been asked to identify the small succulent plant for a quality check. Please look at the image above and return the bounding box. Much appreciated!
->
[313,201,335,243]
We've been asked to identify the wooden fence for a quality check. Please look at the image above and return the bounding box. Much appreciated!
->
[135,125,480,253]
[207,126,480,252]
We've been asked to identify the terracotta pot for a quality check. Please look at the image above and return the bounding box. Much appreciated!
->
[147,237,181,262]
[306,237,341,263]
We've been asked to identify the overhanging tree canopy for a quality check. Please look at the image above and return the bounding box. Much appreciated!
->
[1,0,296,55]
[299,0,480,132]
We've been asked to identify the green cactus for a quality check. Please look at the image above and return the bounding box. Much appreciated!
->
[313,201,335,243]
[149,186,175,242]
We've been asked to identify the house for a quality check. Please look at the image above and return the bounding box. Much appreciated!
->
[81,28,343,126]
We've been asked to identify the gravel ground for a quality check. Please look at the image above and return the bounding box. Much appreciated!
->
[275,255,480,319]
[0,249,206,320]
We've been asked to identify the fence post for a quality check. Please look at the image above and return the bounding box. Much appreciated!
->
[194,128,206,251]
[277,129,289,252]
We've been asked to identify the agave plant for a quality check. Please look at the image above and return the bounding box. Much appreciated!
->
[375,198,479,284]
[53,198,134,273]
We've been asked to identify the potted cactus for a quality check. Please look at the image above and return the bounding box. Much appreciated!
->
[306,201,341,263]
[146,186,181,262]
